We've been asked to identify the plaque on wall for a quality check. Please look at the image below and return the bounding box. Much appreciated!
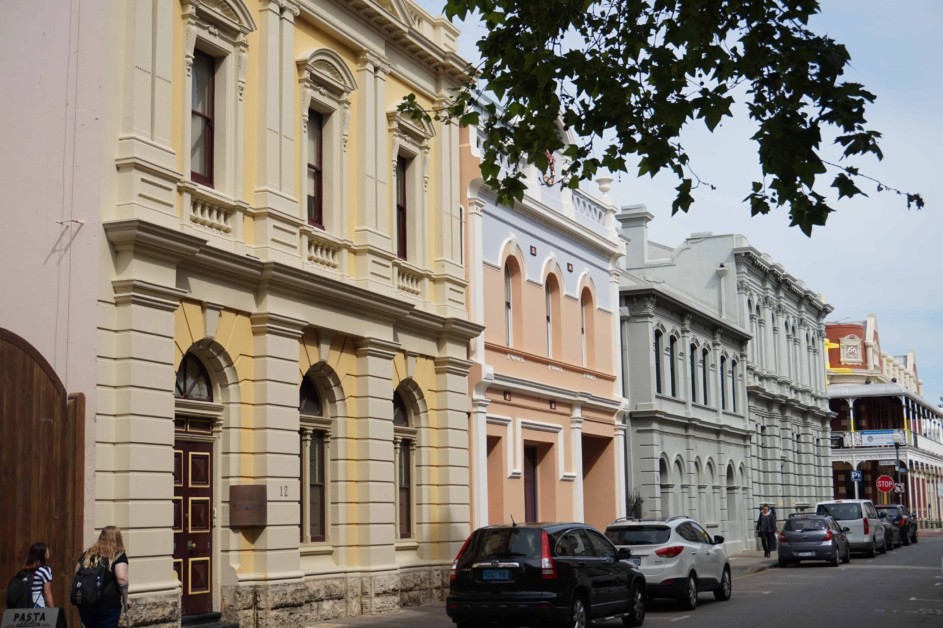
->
[230,485,267,527]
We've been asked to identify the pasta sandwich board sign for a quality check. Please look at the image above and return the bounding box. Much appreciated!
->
[2,608,61,628]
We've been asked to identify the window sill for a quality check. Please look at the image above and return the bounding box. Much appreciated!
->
[395,539,419,551]
[300,543,334,557]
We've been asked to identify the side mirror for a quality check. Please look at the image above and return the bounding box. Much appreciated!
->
[617,547,633,560]
[713,535,725,544]
[878,512,887,519]
[842,527,850,533]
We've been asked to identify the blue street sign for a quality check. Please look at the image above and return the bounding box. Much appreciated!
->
[851,470,863,482]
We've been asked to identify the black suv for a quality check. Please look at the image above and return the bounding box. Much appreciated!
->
[876,504,918,545]
[446,522,647,628]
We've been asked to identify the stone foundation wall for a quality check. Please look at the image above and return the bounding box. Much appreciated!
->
[217,565,449,627]
[126,591,180,628]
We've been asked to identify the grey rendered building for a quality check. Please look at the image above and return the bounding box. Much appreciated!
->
[617,206,834,547]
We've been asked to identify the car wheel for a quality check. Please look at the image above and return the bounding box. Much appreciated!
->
[713,566,732,601]
[902,532,911,546]
[879,535,888,554]
[678,573,698,611]
[562,593,588,628]
[841,545,851,564]
[830,544,840,566]
[778,558,788,568]
[912,531,918,544]
[622,583,646,627]
[867,536,877,558]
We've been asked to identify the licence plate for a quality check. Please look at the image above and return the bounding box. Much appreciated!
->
[630,557,641,567]
[797,552,814,557]
[482,569,509,581]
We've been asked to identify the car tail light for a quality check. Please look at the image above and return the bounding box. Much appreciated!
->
[654,545,684,559]
[449,535,472,582]
[898,519,906,527]
[823,529,833,542]
[541,531,557,579]
[863,518,869,535]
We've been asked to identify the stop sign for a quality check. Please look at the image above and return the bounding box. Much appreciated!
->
[876,475,895,493]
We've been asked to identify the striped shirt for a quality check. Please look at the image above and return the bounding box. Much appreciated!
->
[31,565,52,608]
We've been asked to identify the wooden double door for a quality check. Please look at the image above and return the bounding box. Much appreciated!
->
[173,438,214,616]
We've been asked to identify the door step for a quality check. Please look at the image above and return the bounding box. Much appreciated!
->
[181,612,239,628]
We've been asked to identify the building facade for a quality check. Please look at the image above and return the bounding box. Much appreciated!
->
[461,124,627,532]
[825,315,943,526]
[2,1,479,625]
[618,207,834,541]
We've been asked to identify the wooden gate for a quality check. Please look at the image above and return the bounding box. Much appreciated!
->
[0,328,84,627]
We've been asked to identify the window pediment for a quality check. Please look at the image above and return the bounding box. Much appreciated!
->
[298,49,357,99]
[182,0,256,36]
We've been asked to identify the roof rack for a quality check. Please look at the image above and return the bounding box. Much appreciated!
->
[609,516,641,524]
[665,515,690,523]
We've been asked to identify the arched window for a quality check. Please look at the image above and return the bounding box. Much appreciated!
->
[668,336,678,397]
[579,288,596,368]
[393,389,415,539]
[545,282,553,357]
[689,342,698,403]
[299,377,328,543]
[701,348,710,405]
[175,353,212,401]
[730,359,739,412]
[654,330,664,395]
[504,265,513,346]
[719,355,728,410]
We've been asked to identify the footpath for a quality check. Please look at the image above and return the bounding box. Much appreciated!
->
[317,528,943,628]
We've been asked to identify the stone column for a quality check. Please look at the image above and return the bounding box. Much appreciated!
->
[342,338,397,569]
[104,278,187,617]
[570,410,584,522]
[423,355,474,560]
[247,312,306,581]
[470,393,491,529]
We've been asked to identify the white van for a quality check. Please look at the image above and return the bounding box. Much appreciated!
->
[815,499,886,557]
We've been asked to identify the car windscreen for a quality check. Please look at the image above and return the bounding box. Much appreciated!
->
[816,503,862,520]
[472,528,542,559]
[785,518,827,532]
[605,525,671,545]
[876,508,901,521]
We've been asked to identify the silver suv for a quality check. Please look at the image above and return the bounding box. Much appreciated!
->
[604,516,730,611]
[815,499,886,557]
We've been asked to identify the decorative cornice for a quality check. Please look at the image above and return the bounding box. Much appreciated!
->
[112,279,188,312]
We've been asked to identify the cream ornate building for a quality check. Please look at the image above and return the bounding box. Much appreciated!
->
[1,1,478,626]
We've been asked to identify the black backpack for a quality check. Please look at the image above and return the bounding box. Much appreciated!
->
[70,556,114,607]
[5,568,36,609]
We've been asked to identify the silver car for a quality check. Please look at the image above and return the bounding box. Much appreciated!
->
[777,514,851,567]
[815,499,886,557]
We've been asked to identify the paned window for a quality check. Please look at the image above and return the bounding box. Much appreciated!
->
[654,330,664,395]
[300,377,329,544]
[396,157,408,259]
[191,51,216,186]
[307,110,324,227]
[175,353,212,401]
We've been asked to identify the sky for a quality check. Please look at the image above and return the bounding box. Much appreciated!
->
[416,0,943,409]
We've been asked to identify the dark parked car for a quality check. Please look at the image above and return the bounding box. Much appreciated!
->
[446,522,647,628]
[876,504,918,545]
[877,512,900,550]
[778,514,851,567]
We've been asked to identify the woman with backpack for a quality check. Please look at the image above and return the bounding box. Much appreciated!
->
[27,542,55,608]
[7,542,55,608]
[74,526,129,628]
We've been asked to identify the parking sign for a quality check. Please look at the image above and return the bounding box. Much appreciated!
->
[851,470,862,481]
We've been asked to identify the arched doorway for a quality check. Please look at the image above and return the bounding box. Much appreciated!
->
[0,329,84,627]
